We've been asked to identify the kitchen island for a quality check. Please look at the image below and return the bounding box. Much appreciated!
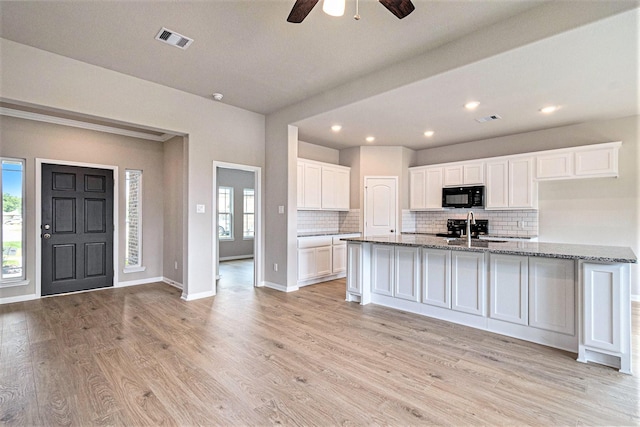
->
[342,234,637,373]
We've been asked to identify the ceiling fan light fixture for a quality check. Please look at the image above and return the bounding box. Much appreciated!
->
[323,0,345,17]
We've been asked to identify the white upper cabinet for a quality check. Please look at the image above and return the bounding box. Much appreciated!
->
[409,166,443,210]
[485,156,537,210]
[535,141,620,181]
[297,159,350,211]
[443,162,484,186]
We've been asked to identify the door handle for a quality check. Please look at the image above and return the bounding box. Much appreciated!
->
[43,233,51,239]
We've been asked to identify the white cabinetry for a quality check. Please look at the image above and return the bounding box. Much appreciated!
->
[579,262,630,373]
[490,254,528,325]
[409,166,443,210]
[444,162,484,186]
[322,165,350,210]
[371,244,420,301]
[421,248,451,308]
[485,157,537,210]
[451,251,486,316]
[298,234,359,286]
[346,243,362,297]
[528,257,575,335]
[297,159,350,211]
[535,142,620,181]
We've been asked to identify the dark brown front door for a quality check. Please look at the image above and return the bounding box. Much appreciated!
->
[41,164,114,296]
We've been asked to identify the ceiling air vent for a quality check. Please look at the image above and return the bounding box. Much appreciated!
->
[476,114,502,123]
[155,27,193,50]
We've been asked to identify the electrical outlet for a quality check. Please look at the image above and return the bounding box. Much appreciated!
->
[174,261,178,270]
[273,263,278,272]
[518,221,525,229]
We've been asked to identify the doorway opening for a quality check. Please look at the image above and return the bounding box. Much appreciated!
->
[213,162,262,294]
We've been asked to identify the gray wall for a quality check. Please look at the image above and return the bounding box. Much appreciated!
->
[163,136,185,285]
[217,168,255,259]
[0,115,166,299]
[298,140,340,164]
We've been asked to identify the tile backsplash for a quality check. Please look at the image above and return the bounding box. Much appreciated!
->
[297,209,361,234]
[403,209,538,237]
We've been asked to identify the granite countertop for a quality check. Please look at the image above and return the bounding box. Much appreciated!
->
[342,234,637,264]
[401,232,538,240]
[298,231,361,238]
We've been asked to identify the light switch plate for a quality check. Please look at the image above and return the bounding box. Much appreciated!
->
[278,205,285,214]
[196,204,205,213]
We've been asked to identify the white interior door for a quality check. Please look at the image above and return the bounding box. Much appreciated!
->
[364,177,398,237]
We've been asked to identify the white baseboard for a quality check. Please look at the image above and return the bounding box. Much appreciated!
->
[0,293,39,305]
[117,276,163,288]
[162,277,183,290]
[220,255,254,261]
[181,290,215,301]
[632,294,639,302]
[262,281,299,293]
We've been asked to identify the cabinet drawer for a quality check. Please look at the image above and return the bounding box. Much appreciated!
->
[298,236,332,248]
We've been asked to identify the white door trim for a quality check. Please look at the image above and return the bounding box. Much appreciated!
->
[212,161,263,295]
[364,176,399,238]
[35,158,119,298]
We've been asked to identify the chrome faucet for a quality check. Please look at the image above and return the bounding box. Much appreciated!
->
[466,211,476,246]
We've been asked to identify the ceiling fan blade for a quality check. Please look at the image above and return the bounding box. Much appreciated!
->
[287,0,320,23]
[378,0,415,19]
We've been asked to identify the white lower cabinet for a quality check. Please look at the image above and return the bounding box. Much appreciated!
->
[346,243,362,296]
[489,254,528,325]
[528,257,575,335]
[332,244,347,274]
[579,262,630,373]
[372,244,394,296]
[298,234,359,285]
[451,251,486,316]
[371,244,419,301]
[297,246,332,281]
[421,248,451,308]
[394,247,420,302]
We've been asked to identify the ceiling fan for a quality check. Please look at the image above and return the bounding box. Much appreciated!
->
[287,0,415,23]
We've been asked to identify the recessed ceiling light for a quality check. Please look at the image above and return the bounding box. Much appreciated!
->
[465,101,480,110]
[540,105,559,114]
[331,125,342,132]
[365,136,375,143]
[212,93,224,101]
[424,130,435,137]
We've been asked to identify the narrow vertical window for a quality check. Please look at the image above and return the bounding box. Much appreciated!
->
[125,169,144,271]
[1,158,26,285]
[218,187,233,240]
[243,188,255,239]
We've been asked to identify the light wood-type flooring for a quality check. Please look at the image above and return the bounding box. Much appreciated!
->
[1,274,639,425]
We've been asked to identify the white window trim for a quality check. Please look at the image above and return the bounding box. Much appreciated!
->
[218,186,234,241]
[243,188,255,240]
[123,169,144,273]
[1,157,28,287]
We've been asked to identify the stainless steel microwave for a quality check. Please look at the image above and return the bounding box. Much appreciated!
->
[442,186,485,208]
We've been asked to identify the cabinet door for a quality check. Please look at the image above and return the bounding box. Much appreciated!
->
[485,160,508,209]
[536,152,573,180]
[575,146,618,177]
[297,162,305,208]
[332,244,347,274]
[298,248,316,280]
[529,257,575,335]
[409,169,426,210]
[582,262,622,352]
[422,248,451,308]
[464,163,484,185]
[315,246,333,276]
[425,167,444,209]
[444,165,463,186]
[321,167,337,209]
[451,252,486,316]
[346,243,362,295]
[303,162,322,209]
[490,254,528,325]
[335,168,350,210]
[394,247,420,302]
[372,244,394,296]
[509,157,536,209]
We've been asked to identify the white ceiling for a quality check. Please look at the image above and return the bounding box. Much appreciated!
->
[0,1,638,150]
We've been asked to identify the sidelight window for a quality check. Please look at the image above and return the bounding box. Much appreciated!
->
[1,158,26,285]
[124,169,144,272]
[243,188,255,239]
[218,187,233,240]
